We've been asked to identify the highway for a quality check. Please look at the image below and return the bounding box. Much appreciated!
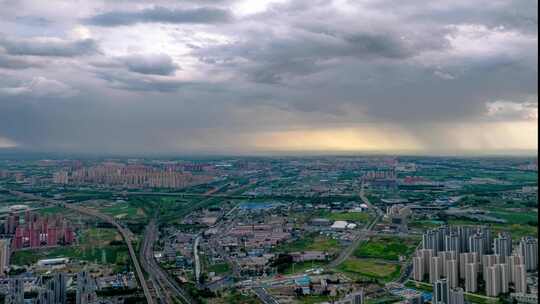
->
[4,189,155,304]
[329,213,380,267]
[141,222,170,303]
[69,204,155,304]
[141,221,196,304]
[329,183,382,268]
[193,235,201,284]
[359,182,384,217]
[252,287,280,304]
[87,188,364,202]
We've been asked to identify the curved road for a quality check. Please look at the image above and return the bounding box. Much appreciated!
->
[329,184,383,268]
[67,204,155,304]
[4,189,155,304]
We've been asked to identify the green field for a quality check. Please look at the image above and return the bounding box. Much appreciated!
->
[296,295,334,304]
[207,263,230,275]
[11,245,129,266]
[101,203,143,219]
[218,291,261,304]
[37,206,67,215]
[447,220,537,238]
[336,258,401,282]
[11,227,129,268]
[409,219,444,230]
[412,166,538,185]
[274,233,340,254]
[365,296,403,304]
[488,209,538,225]
[354,236,419,261]
[79,228,121,244]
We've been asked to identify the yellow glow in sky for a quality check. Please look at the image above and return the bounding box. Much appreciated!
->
[252,127,422,152]
[250,121,538,153]
[0,137,17,148]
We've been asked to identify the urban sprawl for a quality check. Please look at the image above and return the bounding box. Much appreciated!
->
[0,156,536,304]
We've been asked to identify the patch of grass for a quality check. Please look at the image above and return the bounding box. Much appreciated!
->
[296,295,333,304]
[408,220,443,230]
[365,296,403,304]
[11,245,129,266]
[218,290,260,304]
[488,210,538,225]
[207,263,230,275]
[354,236,419,261]
[11,227,129,267]
[79,228,120,245]
[101,203,141,219]
[465,294,501,304]
[336,258,400,282]
[274,233,340,254]
[404,280,432,293]
[319,211,371,223]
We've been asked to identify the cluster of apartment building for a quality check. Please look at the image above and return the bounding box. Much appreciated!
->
[5,271,97,304]
[432,278,465,304]
[4,212,74,250]
[53,163,213,189]
[0,239,9,276]
[385,204,411,232]
[0,171,25,182]
[362,170,397,181]
[412,225,538,298]
[360,170,398,189]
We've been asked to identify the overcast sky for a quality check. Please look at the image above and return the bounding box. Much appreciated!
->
[0,0,537,155]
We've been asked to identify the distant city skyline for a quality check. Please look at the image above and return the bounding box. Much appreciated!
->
[0,0,537,154]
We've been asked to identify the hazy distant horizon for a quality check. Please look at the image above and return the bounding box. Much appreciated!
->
[0,147,536,160]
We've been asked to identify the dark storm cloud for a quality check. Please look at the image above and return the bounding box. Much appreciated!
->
[347,60,537,122]
[119,54,179,76]
[342,33,415,59]
[94,69,188,92]
[0,52,41,69]
[366,0,538,34]
[85,6,233,26]
[88,54,183,90]
[14,16,52,27]
[0,75,78,98]
[0,36,99,57]
[0,88,258,153]
[196,26,449,84]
